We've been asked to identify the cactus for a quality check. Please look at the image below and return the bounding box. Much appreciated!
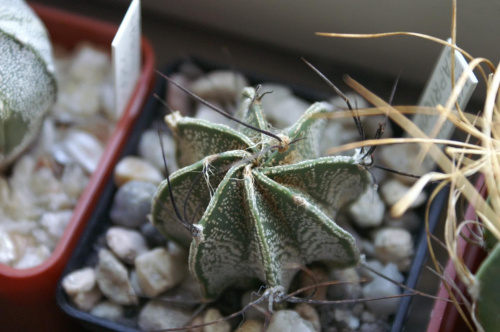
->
[152,86,371,300]
[474,242,500,332]
[0,0,57,170]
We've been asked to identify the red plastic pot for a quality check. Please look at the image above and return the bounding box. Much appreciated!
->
[427,176,487,332]
[0,3,155,331]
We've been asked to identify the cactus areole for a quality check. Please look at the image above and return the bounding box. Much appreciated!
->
[152,86,372,301]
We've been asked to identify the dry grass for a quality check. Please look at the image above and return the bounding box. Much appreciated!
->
[316,0,499,330]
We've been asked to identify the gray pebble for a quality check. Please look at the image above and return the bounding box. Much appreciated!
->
[95,249,137,305]
[106,227,149,264]
[140,222,167,248]
[90,301,124,322]
[110,181,157,228]
[138,300,192,331]
[138,129,178,173]
[267,310,315,332]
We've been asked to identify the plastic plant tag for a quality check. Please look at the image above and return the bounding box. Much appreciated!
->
[112,0,141,117]
[411,38,477,170]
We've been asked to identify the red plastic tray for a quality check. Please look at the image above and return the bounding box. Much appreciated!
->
[427,176,487,332]
[0,3,155,331]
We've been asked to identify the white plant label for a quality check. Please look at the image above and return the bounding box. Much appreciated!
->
[412,38,477,170]
[112,0,141,117]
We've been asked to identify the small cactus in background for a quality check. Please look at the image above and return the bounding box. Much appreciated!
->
[0,0,57,170]
[152,85,372,300]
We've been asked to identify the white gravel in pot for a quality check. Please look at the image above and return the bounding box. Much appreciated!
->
[0,44,116,269]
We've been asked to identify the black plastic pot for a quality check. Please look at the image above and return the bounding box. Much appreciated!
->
[56,57,445,332]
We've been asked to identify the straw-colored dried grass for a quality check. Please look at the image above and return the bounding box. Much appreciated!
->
[316,0,499,330]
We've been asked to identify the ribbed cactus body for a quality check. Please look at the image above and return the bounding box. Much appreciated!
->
[0,0,57,169]
[152,87,371,300]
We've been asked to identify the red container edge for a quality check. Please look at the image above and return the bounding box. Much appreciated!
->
[427,176,487,332]
[0,3,155,302]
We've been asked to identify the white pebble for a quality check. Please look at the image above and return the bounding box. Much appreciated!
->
[203,308,231,332]
[51,143,73,165]
[361,238,376,258]
[235,319,264,332]
[61,267,102,312]
[380,178,427,208]
[0,230,17,265]
[295,303,321,332]
[195,102,233,127]
[37,191,74,212]
[328,268,362,300]
[63,130,104,174]
[379,144,430,184]
[100,80,116,121]
[13,245,51,269]
[258,83,302,128]
[138,300,192,331]
[31,118,57,159]
[374,228,414,271]
[10,155,35,191]
[0,219,37,235]
[166,73,192,115]
[55,82,101,117]
[71,284,103,312]
[362,263,403,316]
[259,83,292,105]
[361,310,377,323]
[333,308,360,330]
[68,44,110,83]
[129,270,144,297]
[262,95,309,129]
[62,267,97,296]
[267,310,315,332]
[31,228,54,251]
[349,185,385,228]
[40,210,73,239]
[30,167,60,197]
[187,315,203,332]
[138,129,178,173]
[61,163,89,200]
[320,122,344,155]
[330,92,369,111]
[95,249,137,305]
[114,156,163,187]
[135,247,187,297]
[106,227,149,264]
[190,70,248,104]
[361,260,384,280]
[90,301,124,322]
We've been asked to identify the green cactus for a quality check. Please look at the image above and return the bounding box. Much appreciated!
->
[470,221,500,332]
[0,0,57,170]
[474,242,500,332]
[152,86,371,301]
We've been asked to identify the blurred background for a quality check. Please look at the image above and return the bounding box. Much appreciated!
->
[34,0,499,108]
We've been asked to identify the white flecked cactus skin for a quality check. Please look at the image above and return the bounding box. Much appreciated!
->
[152,87,371,300]
[0,0,57,170]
